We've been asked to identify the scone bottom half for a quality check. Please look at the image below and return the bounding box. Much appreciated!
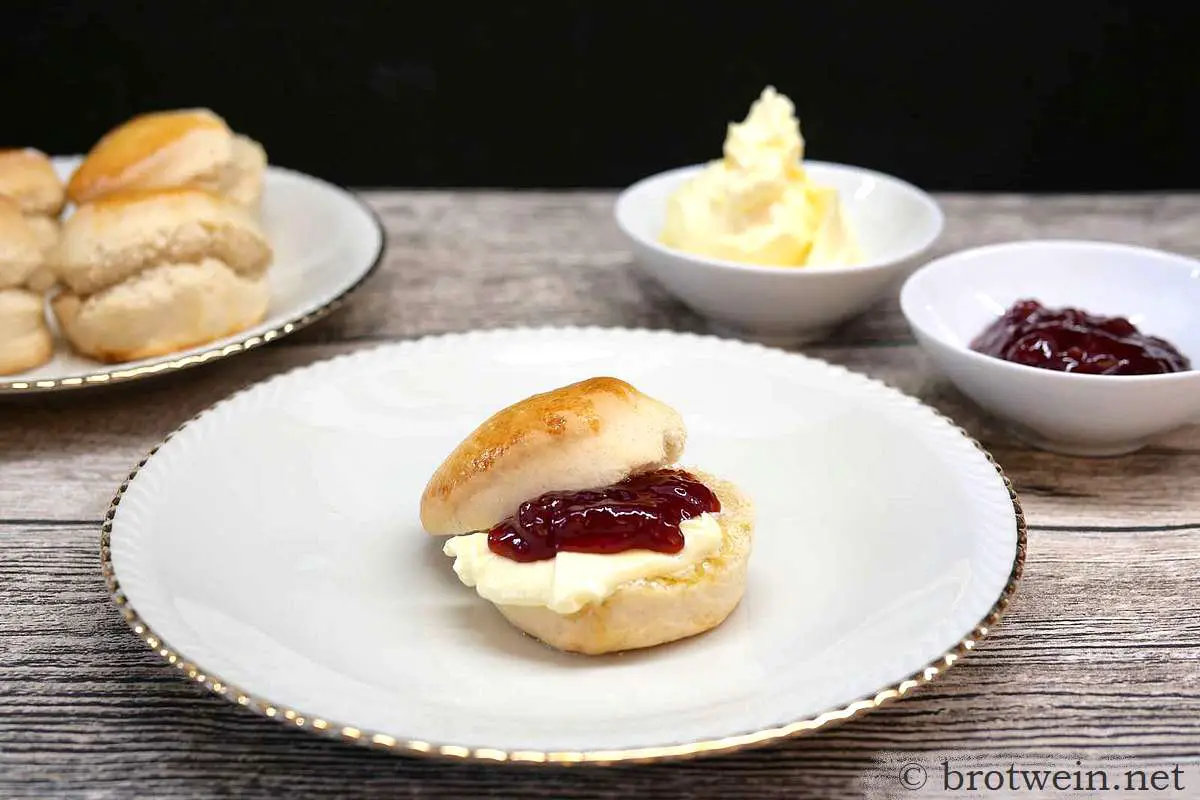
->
[420,376,755,655]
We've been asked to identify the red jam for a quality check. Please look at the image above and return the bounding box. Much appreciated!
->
[487,468,721,563]
[970,299,1191,376]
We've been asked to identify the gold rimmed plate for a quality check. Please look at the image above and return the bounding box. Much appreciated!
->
[0,157,385,395]
[101,327,1025,763]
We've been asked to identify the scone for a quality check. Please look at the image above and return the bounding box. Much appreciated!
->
[52,259,270,363]
[421,377,755,655]
[66,109,268,209]
[0,197,53,374]
[0,148,66,290]
[0,289,53,375]
[51,187,273,362]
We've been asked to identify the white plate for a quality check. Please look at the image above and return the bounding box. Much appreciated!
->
[102,328,1025,763]
[1,156,385,394]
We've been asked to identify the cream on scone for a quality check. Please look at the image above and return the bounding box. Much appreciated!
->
[66,109,268,209]
[421,377,755,655]
[54,187,272,296]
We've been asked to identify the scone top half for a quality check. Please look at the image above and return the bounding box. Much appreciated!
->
[66,108,267,208]
[420,376,687,537]
[0,148,66,218]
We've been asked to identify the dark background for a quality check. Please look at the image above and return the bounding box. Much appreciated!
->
[4,1,1197,191]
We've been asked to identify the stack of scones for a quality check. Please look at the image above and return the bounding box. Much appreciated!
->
[0,149,63,373]
[0,108,275,373]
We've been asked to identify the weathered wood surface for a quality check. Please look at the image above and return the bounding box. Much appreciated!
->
[3,341,1198,528]
[1,191,1198,798]
[1,524,1198,798]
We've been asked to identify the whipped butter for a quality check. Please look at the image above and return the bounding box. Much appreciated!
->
[660,86,861,267]
[442,512,724,615]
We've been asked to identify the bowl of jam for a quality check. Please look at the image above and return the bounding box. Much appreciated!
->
[970,299,1191,376]
[900,240,1200,456]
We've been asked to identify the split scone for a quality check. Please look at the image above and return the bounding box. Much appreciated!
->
[421,377,755,655]
[51,187,273,363]
[66,108,268,209]
[0,197,53,374]
[0,148,66,290]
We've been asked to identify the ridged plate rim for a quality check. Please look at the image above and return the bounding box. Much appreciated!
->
[99,326,1027,765]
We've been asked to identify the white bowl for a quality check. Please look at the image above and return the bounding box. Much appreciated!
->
[900,240,1200,456]
[614,161,944,343]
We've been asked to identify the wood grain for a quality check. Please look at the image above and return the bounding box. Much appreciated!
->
[1,523,1197,799]
[276,192,1200,346]
[1,341,1195,527]
[2,190,1199,798]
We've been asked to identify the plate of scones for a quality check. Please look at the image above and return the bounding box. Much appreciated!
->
[101,327,1026,763]
[0,108,384,393]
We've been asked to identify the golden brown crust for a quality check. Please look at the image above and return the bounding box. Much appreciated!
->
[0,149,65,216]
[427,377,635,501]
[66,109,233,205]
[419,377,686,536]
[87,185,205,207]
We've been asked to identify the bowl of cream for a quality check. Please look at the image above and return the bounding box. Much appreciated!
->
[615,87,944,343]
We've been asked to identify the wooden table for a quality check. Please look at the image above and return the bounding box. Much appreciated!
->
[3,192,1198,799]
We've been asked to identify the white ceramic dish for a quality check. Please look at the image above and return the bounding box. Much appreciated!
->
[614,161,944,344]
[900,240,1200,457]
[103,327,1024,763]
[0,156,385,395]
